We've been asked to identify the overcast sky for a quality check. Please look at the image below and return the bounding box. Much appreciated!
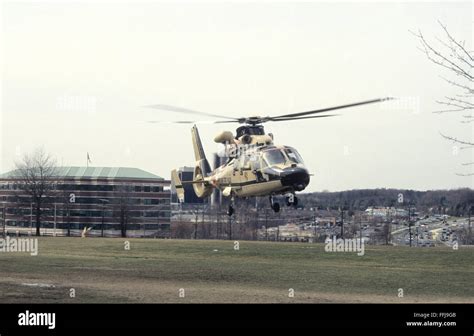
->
[1,1,472,192]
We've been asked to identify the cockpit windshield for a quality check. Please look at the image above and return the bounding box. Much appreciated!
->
[284,147,304,164]
[263,149,287,166]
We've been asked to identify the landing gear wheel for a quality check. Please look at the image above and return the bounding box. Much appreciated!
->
[227,194,235,216]
[227,205,234,217]
[272,202,280,213]
[269,195,280,213]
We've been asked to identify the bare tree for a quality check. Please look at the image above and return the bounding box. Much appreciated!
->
[348,218,359,238]
[14,148,58,236]
[56,184,73,237]
[113,185,134,238]
[172,221,193,239]
[412,21,473,175]
[382,223,392,245]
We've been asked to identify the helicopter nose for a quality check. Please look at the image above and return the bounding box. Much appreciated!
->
[280,167,310,191]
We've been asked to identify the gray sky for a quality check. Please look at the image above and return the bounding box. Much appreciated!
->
[1,1,473,192]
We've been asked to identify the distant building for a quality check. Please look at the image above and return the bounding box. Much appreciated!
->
[365,207,408,218]
[0,166,170,237]
[258,223,314,242]
[170,166,204,204]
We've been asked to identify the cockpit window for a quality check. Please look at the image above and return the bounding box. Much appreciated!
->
[285,148,304,164]
[263,150,287,166]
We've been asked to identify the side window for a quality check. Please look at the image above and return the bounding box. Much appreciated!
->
[286,148,305,164]
[238,154,252,170]
[250,157,261,171]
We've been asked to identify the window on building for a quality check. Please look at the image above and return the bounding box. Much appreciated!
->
[144,211,159,217]
[144,186,151,192]
[126,211,138,217]
[160,211,171,218]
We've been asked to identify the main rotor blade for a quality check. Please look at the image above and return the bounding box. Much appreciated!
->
[268,114,339,122]
[214,120,242,124]
[271,97,393,120]
[144,104,238,120]
[147,120,218,124]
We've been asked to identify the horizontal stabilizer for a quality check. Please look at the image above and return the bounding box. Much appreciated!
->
[171,169,185,203]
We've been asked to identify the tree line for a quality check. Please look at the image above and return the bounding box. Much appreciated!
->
[298,188,474,216]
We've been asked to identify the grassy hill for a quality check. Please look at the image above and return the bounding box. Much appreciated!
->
[0,237,472,303]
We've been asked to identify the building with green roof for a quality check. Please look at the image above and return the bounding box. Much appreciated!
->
[0,166,170,238]
[1,166,164,180]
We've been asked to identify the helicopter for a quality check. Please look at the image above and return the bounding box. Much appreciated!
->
[146,98,392,216]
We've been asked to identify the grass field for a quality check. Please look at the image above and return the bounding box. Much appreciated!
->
[0,237,472,303]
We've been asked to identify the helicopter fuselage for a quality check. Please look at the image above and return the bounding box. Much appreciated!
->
[209,144,310,198]
[171,125,310,210]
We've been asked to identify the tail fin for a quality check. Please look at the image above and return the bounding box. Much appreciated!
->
[191,125,213,198]
[171,169,185,203]
[191,125,211,177]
